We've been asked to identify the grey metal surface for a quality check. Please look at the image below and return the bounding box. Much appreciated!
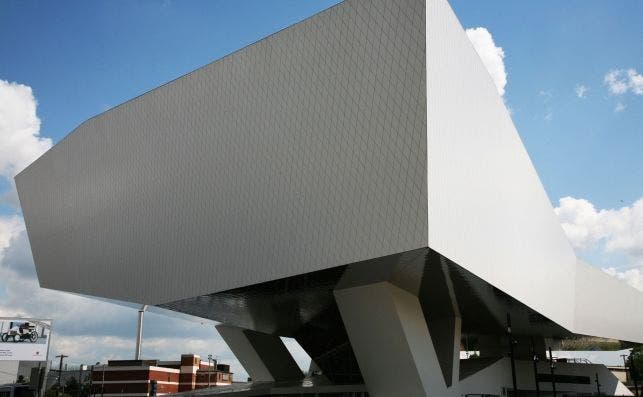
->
[14,0,643,346]
[16,0,428,305]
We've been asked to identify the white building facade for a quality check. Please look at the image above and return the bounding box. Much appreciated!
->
[16,0,642,395]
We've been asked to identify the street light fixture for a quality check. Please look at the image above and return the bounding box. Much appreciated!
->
[549,347,557,397]
[207,354,212,388]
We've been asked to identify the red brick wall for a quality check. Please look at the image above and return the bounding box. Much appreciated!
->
[92,370,150,382]
[90,366,180,396]
[178,354,198,392]
[149,370,179,383]
[90,358,230,395]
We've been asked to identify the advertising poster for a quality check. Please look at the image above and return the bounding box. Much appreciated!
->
[0,318,51,361]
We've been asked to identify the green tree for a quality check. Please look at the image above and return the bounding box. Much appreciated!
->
[629,345,643,383]
[44,384,67,397]
[64,377,79,397]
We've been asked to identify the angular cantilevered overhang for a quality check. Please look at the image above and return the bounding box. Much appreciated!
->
[15,0,642,345]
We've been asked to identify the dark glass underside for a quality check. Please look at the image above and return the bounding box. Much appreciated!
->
[159,248,571,384]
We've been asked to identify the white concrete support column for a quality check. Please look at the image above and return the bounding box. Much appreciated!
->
[215,325,303,382]
[134,304,147,360]
[334,281,449,397]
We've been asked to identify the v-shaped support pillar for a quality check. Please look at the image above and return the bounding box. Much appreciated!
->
[335,281,454,396]
[215,325,303,382]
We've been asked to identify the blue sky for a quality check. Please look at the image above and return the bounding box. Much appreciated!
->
[0,0,642,373]
[450,0,643,209]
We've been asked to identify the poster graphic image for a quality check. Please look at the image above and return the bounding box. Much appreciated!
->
[0,318,52,361]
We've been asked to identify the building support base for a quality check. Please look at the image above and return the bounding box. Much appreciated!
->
[215,325,302,382]
[334,281,451,396]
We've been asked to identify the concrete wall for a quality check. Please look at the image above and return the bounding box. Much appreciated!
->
[459,358,632,396]
[0,361,18,384]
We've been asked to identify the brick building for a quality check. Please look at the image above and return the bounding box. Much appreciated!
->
[90,354,232,396]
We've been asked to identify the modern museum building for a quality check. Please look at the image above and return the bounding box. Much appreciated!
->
[15,0,643,395]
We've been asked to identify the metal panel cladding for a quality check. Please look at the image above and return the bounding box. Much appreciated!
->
[425,0,578,330]
[15,0,428,305]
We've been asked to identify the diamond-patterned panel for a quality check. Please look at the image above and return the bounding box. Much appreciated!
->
[16,0,428,305]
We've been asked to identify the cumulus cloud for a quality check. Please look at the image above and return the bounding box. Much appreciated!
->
[0,216,24,262]
[604,68,643,96]
[0,80,52,206]
[614,102,626,113]
[466,27,507,96]
[555,197,643,290]
[604,70,629,95]
[575,84,589,99]
[0,230,255,377]
[630,69,643,95]
[555,197,643,255]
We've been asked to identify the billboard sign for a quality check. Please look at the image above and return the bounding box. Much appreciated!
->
[0,318,51,361]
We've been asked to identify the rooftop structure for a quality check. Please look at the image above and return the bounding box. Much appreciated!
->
[90,354,233,397]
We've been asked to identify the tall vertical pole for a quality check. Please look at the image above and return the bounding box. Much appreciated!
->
[135,305,148,360]
[530,337,540,397]
[101,365,105,397]
[78,366,82,397]
[630,354,639,397]
[43,321,53,397]
[89,365,93,397]
[549,347,557,397]
[37,361,42,397]
[595,372,601,395]
[621,354,630,384]
[56,354,68,389]
[507,313,518,397]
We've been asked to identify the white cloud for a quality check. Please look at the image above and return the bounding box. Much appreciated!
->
[466,27,507,96]
[626,69,643,95]
[555,197,643,256]
[555,197,643,290]
[604,68,643,96]
[614,102,626,113]
[575,84,589,99]
[0,230,249,376]
[0,216,24,262]
[0,80,52,206]
[604,70,629,95]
